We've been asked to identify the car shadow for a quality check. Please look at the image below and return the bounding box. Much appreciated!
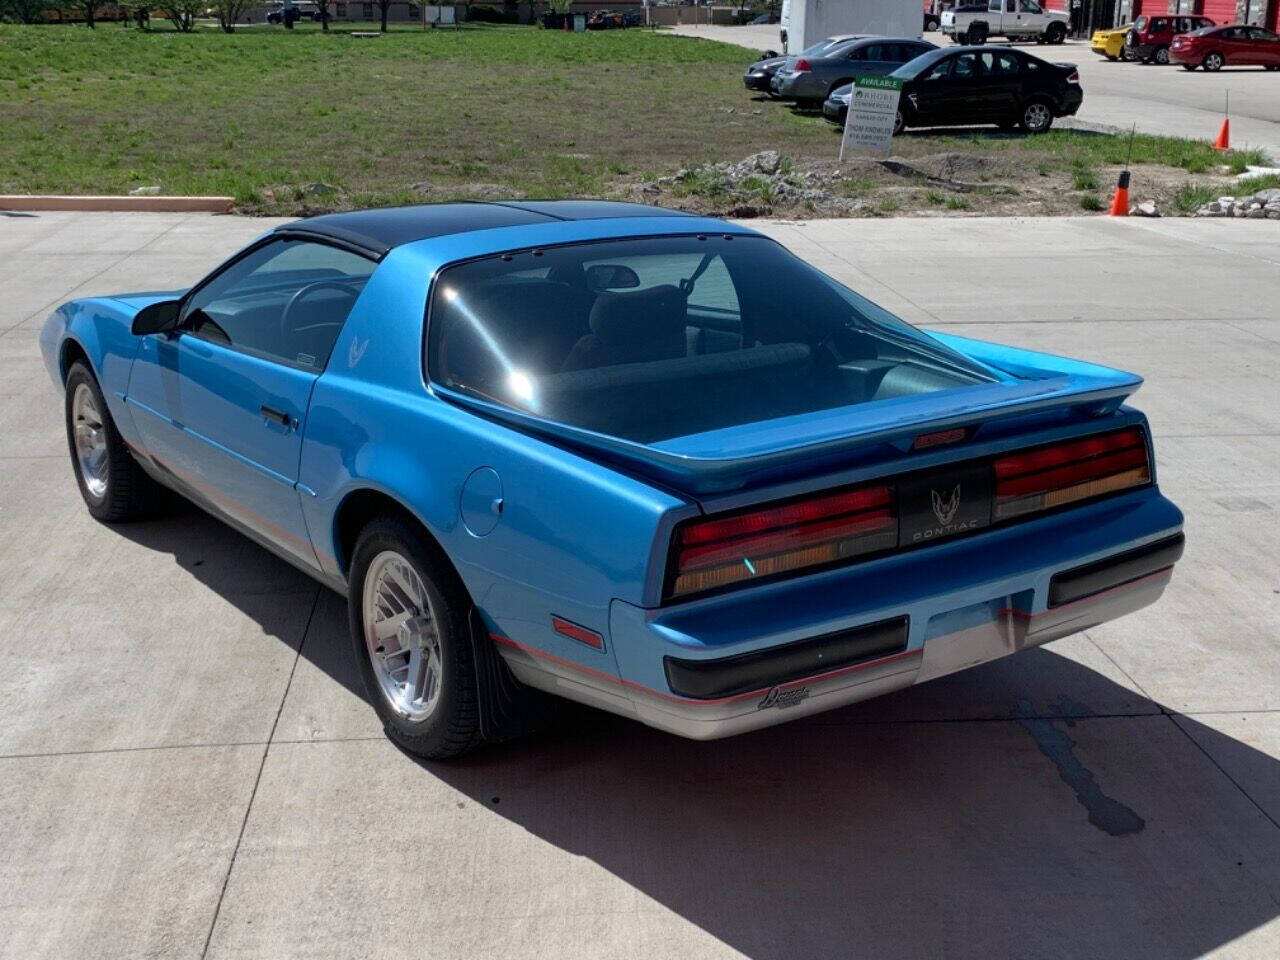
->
[117,505,1280,959]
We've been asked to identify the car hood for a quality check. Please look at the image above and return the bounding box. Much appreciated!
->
[438,333,1143,497]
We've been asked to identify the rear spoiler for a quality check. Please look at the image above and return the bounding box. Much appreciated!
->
[435,334,1142,496]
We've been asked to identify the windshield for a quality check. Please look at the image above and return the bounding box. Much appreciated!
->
[891,49,945,80]
[426,235,998,444]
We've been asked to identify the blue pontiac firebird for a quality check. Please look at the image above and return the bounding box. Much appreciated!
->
[41,201,1185,758]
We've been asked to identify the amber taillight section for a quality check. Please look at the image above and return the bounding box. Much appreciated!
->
[667,485,897,600]
[992,427,1150,521]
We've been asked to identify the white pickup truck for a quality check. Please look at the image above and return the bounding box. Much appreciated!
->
[941,0,1070,45]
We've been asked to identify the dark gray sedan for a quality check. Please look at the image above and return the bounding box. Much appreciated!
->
[771,37,938,103]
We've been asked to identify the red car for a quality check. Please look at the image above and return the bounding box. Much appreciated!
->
[1172,24,1280,71]
[1125,14,1216,64]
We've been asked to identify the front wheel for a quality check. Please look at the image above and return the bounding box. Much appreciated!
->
[1020,100,1054,133]
[64,361,155,522]
[1202,51,1224,71]
[1045,22,1066,44]
[349,515,483,759]
[893,109,906,135]
[1181,63,1197,71]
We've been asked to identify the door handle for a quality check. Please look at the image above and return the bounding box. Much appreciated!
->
[260,404,292,428]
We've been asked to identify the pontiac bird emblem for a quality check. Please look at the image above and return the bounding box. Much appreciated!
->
[347,336,369,368]
[931,484,961,525]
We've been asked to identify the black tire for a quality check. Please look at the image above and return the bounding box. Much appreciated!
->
[348,514,483,760]
[1202,51,1224,71]
[1182,63,1197,71]
[967,23,988,45]
[1019,98,1054,133]
[1106,54,1117,61]
[1153,45,1170,65]
[893,108,906,135]
[64,361,154,523]
[1045,22,1066,44]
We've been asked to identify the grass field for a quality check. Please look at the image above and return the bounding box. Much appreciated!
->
[1,22,1269,216]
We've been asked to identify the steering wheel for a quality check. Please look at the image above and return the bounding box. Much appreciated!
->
[280,280,359,344]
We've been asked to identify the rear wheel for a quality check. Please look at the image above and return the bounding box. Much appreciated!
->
[1182,63,1197,71]
[1202,51,1224,71]
[1020,99,1054,133]
[64,361,155,522]
[349,515,483,760]
[1153,45,1170,65]
[966,23,988,45]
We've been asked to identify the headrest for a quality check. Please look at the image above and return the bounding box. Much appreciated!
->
[588,284,687,343]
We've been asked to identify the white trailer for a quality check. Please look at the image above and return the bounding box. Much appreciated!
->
[783,0,923,54]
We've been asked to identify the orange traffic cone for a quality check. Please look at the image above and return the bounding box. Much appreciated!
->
[1213,117,1230,151]
[1109,170,1130,217]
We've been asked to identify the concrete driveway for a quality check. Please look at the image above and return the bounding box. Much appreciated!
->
[670,23,1280,160]
[2,210,1279,960]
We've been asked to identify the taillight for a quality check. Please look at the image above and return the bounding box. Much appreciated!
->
[1066,70,1080,84]
[992,428,1150,521]
[667,484,896,600]
[795,58,812,71]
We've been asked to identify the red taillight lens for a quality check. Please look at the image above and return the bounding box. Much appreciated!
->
[992,428,1150,521]
[1066,70,1080,84]
[795,58,812,71]
[667,484,896,600]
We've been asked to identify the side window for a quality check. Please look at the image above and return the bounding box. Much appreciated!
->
[860,43,884,60]
[925,57,954,80]
[181,238,375,369]
[847,45,867,60]
[1005,0,1015,13]
[1019,0,1042,12]
[952,52,984,79]
[1151,18,1169,31]
[988,0,1001,12]
[993,52,1020,75]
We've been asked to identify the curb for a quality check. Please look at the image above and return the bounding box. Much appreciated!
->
[0,195,235,213]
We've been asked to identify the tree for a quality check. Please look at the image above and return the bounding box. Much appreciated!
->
[1,0,47,23]
[69,0,96,28]
[212,0,250,31]
[157,0,202,30]
[374,0,391,32]
[314,0,330,31]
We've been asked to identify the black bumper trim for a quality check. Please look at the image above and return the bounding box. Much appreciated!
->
[1049,533,1184,608]
[663,616,909,700]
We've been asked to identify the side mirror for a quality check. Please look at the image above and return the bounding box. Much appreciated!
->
[586,264,641,292]
[131,299,181,336]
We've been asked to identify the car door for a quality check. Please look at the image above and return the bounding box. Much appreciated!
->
[125,237,376,568]
[979,50,1024,121]
[906,54,964,126]
[1216,26,1249,62]
[1246,27,1280,65]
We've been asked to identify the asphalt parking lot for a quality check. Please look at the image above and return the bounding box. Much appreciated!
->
[2,210,1279,959]
[674,23,1280,159]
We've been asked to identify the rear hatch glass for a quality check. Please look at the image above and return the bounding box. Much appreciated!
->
[426,235,1003,445]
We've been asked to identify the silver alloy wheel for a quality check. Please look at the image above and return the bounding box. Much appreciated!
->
[1024,102,1051,132]
[72,383,108,499]
[1204,52,1223,71]
[893,110,904,135]
[1155,47,1169,64]
[362,550,444,722]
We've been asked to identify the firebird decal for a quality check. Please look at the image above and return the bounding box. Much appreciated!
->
[931,484,961,526]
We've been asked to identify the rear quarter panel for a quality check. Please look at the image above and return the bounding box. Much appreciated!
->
[297,241,695,682]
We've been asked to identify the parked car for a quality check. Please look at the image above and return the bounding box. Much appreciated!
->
[748,12,779,25]
[771,37,938,103]
[1090,24,1136,61]
[832,46,1082,134]
[41,201,1182,759]
[1125,14,1216,64]
[266,3,318,24]
[743,34,860,94]
[1171,24,1280,71]
[941,0,1069,45]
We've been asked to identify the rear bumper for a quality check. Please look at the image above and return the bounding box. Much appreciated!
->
[1060,88,1084,116]
[497,486,1183,740]
[774,73,824,99]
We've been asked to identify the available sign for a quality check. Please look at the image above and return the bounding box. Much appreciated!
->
[840,74,904,160]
